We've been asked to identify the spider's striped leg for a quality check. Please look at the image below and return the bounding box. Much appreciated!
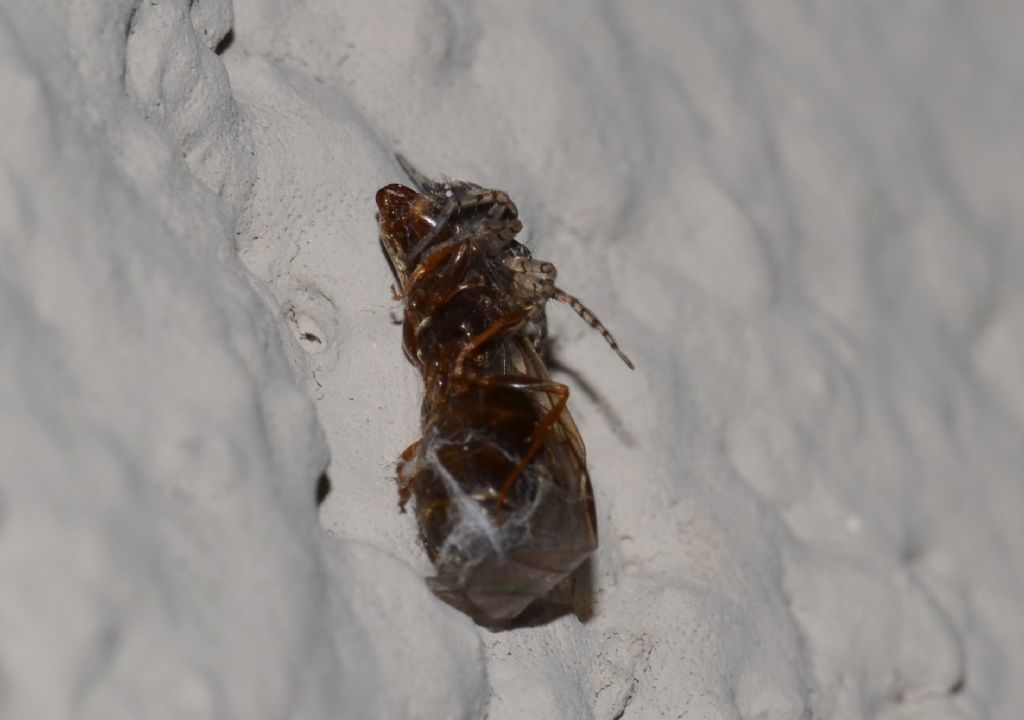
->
[552,286,635,370]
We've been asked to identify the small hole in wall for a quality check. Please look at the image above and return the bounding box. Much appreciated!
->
[284,287,339,356]
[214,29,234,55]
[288,310,328,354]
[316,472,332,507]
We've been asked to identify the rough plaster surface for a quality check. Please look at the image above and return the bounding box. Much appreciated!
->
[1,1,1022,719]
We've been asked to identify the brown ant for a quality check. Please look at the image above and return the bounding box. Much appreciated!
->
[376,155,632,622]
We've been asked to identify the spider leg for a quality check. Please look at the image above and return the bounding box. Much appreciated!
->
[553,287,635,370]
[450,184,523,244]
[504,256,558,299]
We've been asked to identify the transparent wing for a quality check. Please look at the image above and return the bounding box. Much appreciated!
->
[503,334,592,512]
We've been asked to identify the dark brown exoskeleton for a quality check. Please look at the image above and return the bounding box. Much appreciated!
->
[376,156,633,622]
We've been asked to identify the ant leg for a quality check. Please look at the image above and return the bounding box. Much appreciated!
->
[396,440,420,509]
[428,241,482,306]
[472,373,570,509]
[453,307,532,376]
[406,245,481,350]
[437,275,485,306]
[396,237,465,300]
[552,286,635,370]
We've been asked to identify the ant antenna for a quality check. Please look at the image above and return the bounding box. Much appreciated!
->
[395,153,437,192]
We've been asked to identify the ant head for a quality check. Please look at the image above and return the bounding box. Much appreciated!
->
[376,182,457,284]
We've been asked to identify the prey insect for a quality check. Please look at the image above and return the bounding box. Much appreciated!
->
[376,155,633,622]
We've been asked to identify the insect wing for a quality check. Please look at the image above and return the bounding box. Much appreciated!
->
[502,334,598,559]
[507,336,588,484]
